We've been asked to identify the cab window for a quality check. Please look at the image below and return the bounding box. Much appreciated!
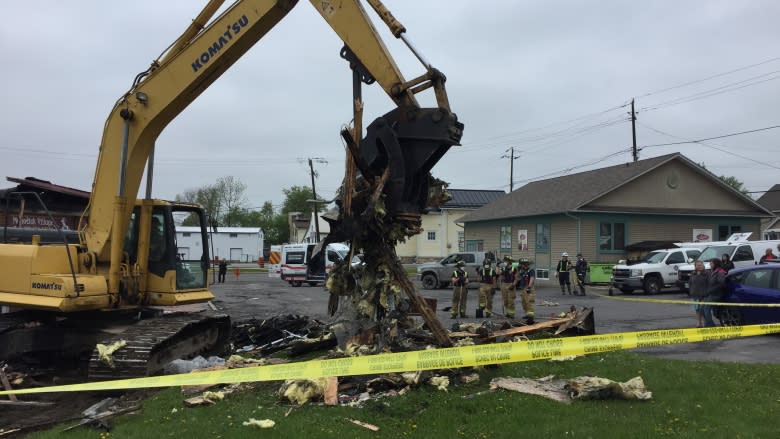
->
[666,252,684,264]
[733,246,754,262]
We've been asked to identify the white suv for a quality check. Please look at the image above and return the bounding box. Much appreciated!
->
[610,247,702,294]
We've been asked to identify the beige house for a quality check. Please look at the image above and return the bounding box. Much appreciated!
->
[396,189,505,263]
[459,153,773,283]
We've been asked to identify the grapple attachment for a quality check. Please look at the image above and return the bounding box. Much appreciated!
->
[357,106,463,217]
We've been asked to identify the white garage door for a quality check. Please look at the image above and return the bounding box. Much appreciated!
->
[230,248,242,262]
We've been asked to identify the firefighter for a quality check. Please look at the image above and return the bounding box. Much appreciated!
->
[574,253,589,296]
[517,258,536,324]
[556,252,573,294]
[498,256,517,318]
[476,259,497,318]
[450,260,469,319]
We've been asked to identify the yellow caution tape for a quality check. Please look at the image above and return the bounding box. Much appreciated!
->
[593,292,780,307]
[2,323,779,396]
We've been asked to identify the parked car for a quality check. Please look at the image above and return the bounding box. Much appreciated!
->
[714,263,780,326]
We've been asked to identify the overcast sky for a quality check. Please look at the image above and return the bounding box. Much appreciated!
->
[1,1,779,210]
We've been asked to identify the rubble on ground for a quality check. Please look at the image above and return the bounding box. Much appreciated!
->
[490,375,652,403]
[166,308,595,407]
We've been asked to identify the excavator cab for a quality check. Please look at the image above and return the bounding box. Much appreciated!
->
[122,203,211,299]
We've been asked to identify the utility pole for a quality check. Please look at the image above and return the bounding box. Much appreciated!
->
[501,147,521,192]
[307,157,327,242]
[631,98,638,162]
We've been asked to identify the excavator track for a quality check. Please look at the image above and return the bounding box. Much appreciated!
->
[88,312,231,381]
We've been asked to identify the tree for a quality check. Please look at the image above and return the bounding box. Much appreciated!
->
[176,184,220,226]
[718,175,749,196]
[175,176,248,227]
[698,162,750,196]
[282,185,315,216]
[217,176,247,226]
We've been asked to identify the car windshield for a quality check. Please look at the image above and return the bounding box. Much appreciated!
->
[698,245,735,262]
[337,249,349,260]
[644,251,667,263]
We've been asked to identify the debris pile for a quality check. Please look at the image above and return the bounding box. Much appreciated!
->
[230,314,335,356]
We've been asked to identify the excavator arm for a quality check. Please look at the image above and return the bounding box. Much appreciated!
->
[86,0,461,290]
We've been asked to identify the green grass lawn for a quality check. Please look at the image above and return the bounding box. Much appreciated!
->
[25,350,780,438]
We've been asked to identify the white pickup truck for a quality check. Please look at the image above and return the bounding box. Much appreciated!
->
[610,247,702,294]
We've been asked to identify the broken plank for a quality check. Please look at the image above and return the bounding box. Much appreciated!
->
[391,262,452,347]
[347,418,380,432]
[490,377,571,404]
[324,377,338,406]
[483,316,574,340]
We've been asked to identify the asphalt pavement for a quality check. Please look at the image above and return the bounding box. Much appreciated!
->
[209,273,779,365]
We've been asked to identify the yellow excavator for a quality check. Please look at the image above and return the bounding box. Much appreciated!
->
[0,0,462,378]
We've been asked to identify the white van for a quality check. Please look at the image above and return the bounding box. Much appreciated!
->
[677,238,780,291]
[280,243,351,287]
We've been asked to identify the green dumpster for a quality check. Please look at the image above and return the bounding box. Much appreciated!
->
[588,263,614,284]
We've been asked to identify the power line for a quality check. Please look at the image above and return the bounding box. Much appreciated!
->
[639,70,780,112]
[638,56,780,98]
[639,124,780,149]
[637,121,780,171]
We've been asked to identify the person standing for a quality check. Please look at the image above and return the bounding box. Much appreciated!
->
[574,253,589,296]
[476,259,497,318]
[218,258,228,283]
[498,256,517,318]
[450,260,469,319]
[688,260,709,328]
[759,248,778,264]
[721,254,735,272]
[555,252,573,294]
[702,258,727,327]
[516,258,536,324]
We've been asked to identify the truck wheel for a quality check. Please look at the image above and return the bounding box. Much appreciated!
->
[307,281,318,287]
[643,276,662,295]
[717,308,742,326]
[292,281,302,287]
[421,274,438,290]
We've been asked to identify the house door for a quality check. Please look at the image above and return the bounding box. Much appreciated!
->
[230,248,242,262]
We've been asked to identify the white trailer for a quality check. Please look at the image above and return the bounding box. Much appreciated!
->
[176,226,264,263]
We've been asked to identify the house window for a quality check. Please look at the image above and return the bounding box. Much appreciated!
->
[599,222,625,251]
[465,240,484,251]
[535,268,550,280]
[427,231,436,241]
[718,225,742,241]
[183,232,191,237]
[457,231,464,251]
[500,226,512,251]
[229,233,238,238]
[535,224,550,251]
